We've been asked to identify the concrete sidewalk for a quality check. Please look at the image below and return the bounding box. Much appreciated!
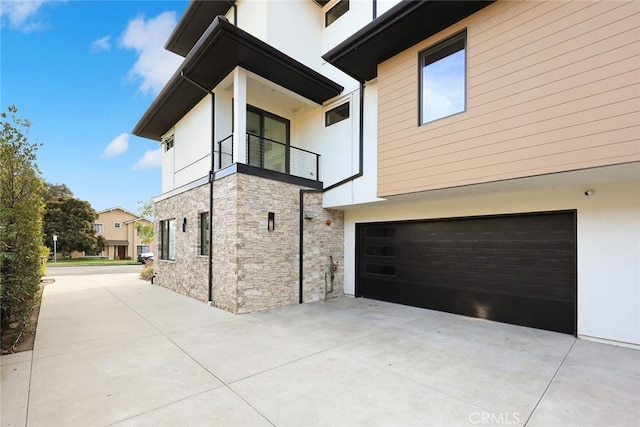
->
[2,273,638,426]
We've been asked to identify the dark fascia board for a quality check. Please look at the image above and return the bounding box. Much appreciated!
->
[134,17,344,141]
[165,0,235,57]
[322,0,495,82]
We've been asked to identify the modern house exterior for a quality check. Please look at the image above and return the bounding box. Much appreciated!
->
[92,207,153,260]
[133,0,640,347]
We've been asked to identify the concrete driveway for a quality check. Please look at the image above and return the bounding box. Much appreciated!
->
[2,272,638,426]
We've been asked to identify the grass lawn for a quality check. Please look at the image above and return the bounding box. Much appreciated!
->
[47,258,140,267]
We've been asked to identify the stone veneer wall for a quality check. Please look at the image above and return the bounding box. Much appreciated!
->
[235,174,344,313]
[154,172,344,314]
[210,175,239,312]
[300,191,344,304]
[154,183,210,302]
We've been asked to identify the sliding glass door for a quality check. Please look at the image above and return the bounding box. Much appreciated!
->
[246,106,289,174]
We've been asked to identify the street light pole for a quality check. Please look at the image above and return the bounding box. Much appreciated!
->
[53,235,57,263]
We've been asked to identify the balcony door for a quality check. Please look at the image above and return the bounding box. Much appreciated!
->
[247,106,289,174]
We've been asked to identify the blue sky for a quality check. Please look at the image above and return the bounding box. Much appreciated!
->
[1,0,189,215]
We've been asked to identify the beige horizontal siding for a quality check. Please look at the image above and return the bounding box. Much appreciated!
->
[377,0,640,197]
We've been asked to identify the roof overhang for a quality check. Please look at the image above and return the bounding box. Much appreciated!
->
[322,0,496,82]
[134,17,344,141]
[165,0,235,57]
[106,240,129,246]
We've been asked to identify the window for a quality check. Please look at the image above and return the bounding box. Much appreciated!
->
[163,134,174,151]
[94,223,103,234]
[114,222,121,229]
[366,245,396,257]
[420,30,466,124]
[366,227,395,238]
[199,212,209,256]
[160,219,176,260]
[136,245,150,255]
[326,0,348,26]
[325,102,349,126]
[246,105,289,174]
[365,263,396,276]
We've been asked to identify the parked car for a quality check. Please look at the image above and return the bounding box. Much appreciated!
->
[137,252,154,264]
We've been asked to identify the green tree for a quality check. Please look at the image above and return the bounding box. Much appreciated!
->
[135,200,154,245]
[43,197,102,255]
[43,182,73,202]
[0,106,45,337]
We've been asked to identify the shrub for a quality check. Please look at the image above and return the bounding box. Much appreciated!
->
[0,105,45,348]
[140,265,154,281]
[38,246,49,277]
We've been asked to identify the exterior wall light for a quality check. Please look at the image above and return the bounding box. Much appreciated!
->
[268,212,275,231]
[182,217,187,232]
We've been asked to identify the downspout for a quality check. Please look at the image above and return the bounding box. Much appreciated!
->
[299,80,365,303]
[299,188,322,303]
[180,71,216,305]
[228,1,238,26]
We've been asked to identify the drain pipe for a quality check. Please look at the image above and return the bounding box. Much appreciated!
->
[299,188,322,303]
[180,71,216,305]
[228,1,238,26]
[299,80,366,303]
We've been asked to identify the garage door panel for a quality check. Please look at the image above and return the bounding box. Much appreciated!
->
[357,211,577,335]
[395,259,575,300]
[362,276,575,335]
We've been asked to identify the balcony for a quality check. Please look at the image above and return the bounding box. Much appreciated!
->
[216,133,320,182]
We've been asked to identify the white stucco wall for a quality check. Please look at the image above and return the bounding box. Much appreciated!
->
[265,0,323,71]
[323,80,381,207]
[342,179,640,346]
[235,0,267,40]
[173,97,212,188]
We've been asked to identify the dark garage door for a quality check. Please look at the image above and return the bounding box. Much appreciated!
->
[356,211,576,335]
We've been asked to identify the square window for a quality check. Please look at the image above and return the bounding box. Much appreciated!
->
[326,0,348,27]
[114,222,121,229]
[420,31,466,124]
[164,135,174,151]
[325,102,350,126]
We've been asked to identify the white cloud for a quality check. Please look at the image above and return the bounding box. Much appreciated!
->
[132,148,162,170]
[120,11,183,95]
[0,0,61,32]
[103,133,129,158]
[90,35,111,52]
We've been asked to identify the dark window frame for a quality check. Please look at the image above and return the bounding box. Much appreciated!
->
[246,105,290,173]
[164,135,174,152]
[199,212,209,256]
[325,102,350,126]
[160,219,176,261]
[418,30,467,125]
[325,0,349,27]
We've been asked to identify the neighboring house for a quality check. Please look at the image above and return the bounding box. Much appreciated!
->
[133,1,640,347]
[92,207,153,260]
